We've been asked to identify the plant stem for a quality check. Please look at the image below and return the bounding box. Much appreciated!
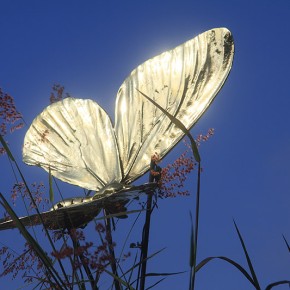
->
[191,162,201,289]
[70,232,97,290]
[139,191,153,290]
[139,157,158,290]
[104,209,122,290]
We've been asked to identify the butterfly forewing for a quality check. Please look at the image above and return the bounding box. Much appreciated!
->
[115,28,234,183]
[23,98,122,191]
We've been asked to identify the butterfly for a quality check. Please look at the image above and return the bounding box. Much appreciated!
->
[0,27,234,230]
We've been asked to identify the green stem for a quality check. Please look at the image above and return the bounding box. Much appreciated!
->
[191,162,201,290]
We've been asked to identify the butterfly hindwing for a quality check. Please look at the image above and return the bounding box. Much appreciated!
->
[0,183,156,230]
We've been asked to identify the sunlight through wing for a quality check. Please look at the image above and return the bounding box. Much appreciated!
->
[23,98,122,191]
[115,28,234,183]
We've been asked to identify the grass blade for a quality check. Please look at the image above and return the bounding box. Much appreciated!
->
[104,209,122,290]
[145,278,166,290]
[96,209,145,221]
[196,256,256,287]
[128,252,139,286]
[265,280,290,290]
[282,235,290,252]
[0,193,67,289]
[144,271,186,290]
[139,192,153,290]
[189,211,195,290]
[145,271,185,277]
[233,220,261,290]
[123,248,166,284]
[0,134,15,161]
[189,211,195,268]
[1,137,71,285]
[103,269,135,290]
[137,89,200,163]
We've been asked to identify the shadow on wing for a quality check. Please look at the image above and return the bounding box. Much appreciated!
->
[0,183,157,231]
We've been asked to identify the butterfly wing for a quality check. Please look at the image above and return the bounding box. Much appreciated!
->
[115,27,234,183]
[23,28,234,189]
[0,183,156,230]
[23,98,122,191]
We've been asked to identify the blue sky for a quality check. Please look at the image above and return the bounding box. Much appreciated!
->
[0,0,290,289]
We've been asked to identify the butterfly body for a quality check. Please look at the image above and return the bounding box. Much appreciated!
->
[50,196,93,211]
[50,182,132,210]
[1,183,157,230]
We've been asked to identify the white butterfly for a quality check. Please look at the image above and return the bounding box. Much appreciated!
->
[1,27,234,230]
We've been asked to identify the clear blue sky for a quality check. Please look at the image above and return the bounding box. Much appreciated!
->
[0,0,290,289]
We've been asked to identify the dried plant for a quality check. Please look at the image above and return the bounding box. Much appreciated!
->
[0,88,23,154]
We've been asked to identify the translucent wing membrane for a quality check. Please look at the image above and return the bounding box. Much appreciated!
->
[115,28,234,183]
[23,98,122,190]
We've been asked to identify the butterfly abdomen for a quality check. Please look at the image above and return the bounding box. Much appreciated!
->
[50,196,93,210]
